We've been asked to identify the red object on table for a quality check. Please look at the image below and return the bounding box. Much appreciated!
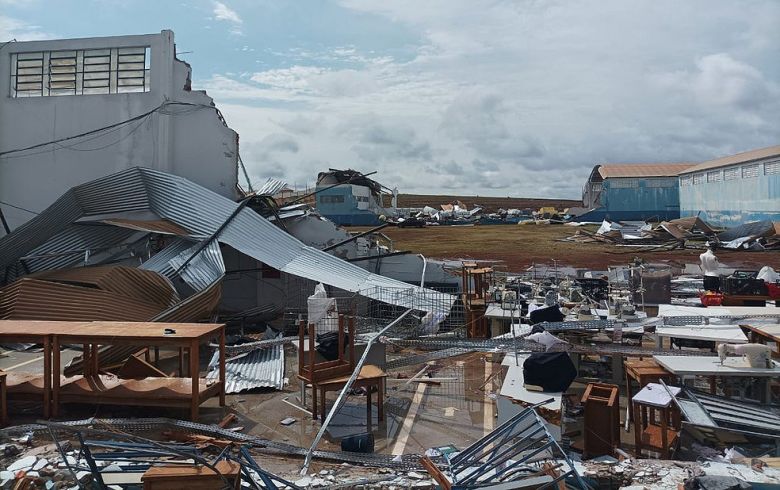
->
[700,291,723,306]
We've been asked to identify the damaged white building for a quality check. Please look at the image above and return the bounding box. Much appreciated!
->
[0,30,239,231]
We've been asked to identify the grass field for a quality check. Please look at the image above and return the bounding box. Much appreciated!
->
[355,224,780,271]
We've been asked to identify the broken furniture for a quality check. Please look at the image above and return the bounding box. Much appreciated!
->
[298,315,386,425]
[142,461,241,489]
[624,358,675,423]
[0,320,57,418]
[667,385,780,450]
[654,354,779,404]
[461,263,493,338]
[51,321,226,421]
[420,399,587,490]
[581,382,620,458]
[632,383,681,459]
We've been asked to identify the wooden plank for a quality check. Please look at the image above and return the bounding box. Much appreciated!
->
[391,383,427,456]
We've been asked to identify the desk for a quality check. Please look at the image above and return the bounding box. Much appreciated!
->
[51,321,225,421]
[0,320,61,418]
[654,355,779,403]
[624,358,675,422]
[655,325,748,349]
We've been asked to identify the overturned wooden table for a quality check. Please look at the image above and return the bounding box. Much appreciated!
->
[52,321,225,421]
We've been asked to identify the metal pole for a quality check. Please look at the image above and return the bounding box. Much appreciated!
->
[301,308,413,474]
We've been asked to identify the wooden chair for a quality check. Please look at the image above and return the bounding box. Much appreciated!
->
[297,316,386,425]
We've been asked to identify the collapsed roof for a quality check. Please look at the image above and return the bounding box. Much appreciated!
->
[0,167,452,314]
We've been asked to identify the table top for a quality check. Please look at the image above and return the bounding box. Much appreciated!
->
[0,320,223,341]
[742,324,780,342]
[632,382,681,408]
[656,325,748,343]
[654,355,780,376]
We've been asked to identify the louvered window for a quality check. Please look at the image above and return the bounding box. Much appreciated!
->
[724,168,739,181]
[742,164,759,178]
[707,171,721,183]
[764,161,780,175]
[10,46,150,97]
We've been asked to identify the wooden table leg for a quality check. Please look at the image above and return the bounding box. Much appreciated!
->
[43,336,51,419]
[312,384,318,420]
[661,408,669,459]
[625,370,633,423]
[366,386,372,431]
[82,344,90,377]
[633,403,641,458]
[178,347,184,377]
[378,378,384,422]
[219,328,226,407]
[91,344,99,375]
[1,375,7,426]
[321,386,326,423]
[190,340,199,422]
[53,336,60,418]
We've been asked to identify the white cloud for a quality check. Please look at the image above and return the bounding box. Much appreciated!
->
[213,1,242,23]
[0,15,51,41]
[202,0,780,198]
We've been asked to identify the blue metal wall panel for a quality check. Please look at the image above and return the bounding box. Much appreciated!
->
[577,178,681,221]
[680,173,780,227]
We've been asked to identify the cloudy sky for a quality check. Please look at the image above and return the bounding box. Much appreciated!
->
[2,0,778,198]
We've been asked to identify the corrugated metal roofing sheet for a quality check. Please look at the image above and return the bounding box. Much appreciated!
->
[256,178,288,197]
[0,277,168,321]
[679,145,780,174]
[597,163,696,179]
[206,344,285,392]
[0,167,453,314]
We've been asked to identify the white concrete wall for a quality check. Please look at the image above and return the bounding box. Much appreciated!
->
[0,30,238,230]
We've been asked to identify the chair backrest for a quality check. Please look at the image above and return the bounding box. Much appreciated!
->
[298,314,355,383]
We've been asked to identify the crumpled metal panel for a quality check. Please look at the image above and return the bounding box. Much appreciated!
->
[0,167,453,313]
[31,265,180,307]
[256,178,288,197]
[206,344,285,393]
[167,240,226,292]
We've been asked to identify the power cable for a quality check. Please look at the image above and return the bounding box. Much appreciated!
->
[0,101,215,159]
[0,200,39,215]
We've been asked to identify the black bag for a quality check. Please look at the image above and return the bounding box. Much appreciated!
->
[316,331,349,361]
[522,352,576,392]
[529,305,564,325]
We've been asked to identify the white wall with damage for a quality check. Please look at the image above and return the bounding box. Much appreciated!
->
[0,30,238,230]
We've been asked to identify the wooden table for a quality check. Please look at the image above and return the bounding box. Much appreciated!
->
[0,320,61,418]
[51,321,226,421]
[632,383,681,459]
[316,365,386,427]
[624,358,675,422]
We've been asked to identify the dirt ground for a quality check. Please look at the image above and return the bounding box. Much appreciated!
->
[361,224,780,271]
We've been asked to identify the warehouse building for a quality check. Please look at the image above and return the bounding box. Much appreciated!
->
[679,145,780,227]
[577,163,695,222]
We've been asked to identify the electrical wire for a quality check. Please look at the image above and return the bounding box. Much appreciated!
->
[0,200,39,215]
[0,101,215,159]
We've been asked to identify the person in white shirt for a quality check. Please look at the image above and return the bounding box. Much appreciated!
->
[700,243,721,292]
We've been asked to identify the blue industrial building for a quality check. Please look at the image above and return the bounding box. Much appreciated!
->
[577,163,695,222]
[679,145,780,227]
